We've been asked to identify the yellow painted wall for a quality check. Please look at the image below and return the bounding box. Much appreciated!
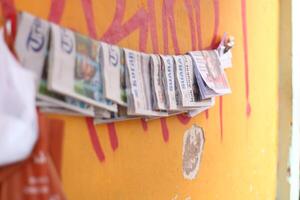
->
[2,0,279,199]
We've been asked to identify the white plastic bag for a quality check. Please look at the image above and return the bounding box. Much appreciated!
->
[0,28,38,166]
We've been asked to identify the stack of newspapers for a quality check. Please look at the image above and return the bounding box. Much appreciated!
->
[14,12,233,124]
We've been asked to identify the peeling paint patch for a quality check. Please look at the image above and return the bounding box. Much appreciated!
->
[182,125,205,180]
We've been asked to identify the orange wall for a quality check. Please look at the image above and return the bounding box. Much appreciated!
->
[2,0,279,199]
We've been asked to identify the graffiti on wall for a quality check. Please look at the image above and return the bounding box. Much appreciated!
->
[0,0,250,163]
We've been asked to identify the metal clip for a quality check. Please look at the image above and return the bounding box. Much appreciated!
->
[224,36,235,53]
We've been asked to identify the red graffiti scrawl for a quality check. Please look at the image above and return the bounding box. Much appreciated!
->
[81,0,97,38]
[241,0,251,117]
[48,0,65,23]
[147,0,159,53]
[193,0,203,50]
[0,0,16,19]
[141,119,149,132]
[101,0,149,51]
[208,0,220,49]
[162,0,180,54]
[160,118,169,142]
[85,118,106,162]
[219,96,223,141]
[184,0,197,51]
[107,123,119,151]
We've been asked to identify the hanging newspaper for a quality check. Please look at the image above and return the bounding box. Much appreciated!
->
[100,42,127,106]
[47,24,117,112]
[173,55,193,108]
[160,55,178,110]
[13,12,95,116]
[95,53,168,123]
[140,53,168,116]
[183,55,215,108]
[183,55,196,104]
[146,55,197,121]
[14,12,50,88]
[13,10,234,122]
[39,57,95,116]
[124,49,167,116]
[140,53,153,113]
[124,49,147,115]
[188,50,231,99]
[150,55,167,110]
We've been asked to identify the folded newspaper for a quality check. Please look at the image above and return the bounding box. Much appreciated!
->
[188,50,231,99]
[14,12,95,116]
[100,42,127,106]
[173,55,193,108]
[47,24,117,112]
[124,49,168,117]
[183,55,215,108]
[14,12,49,87]
[160,55,178,110]
[150,55,167,111]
